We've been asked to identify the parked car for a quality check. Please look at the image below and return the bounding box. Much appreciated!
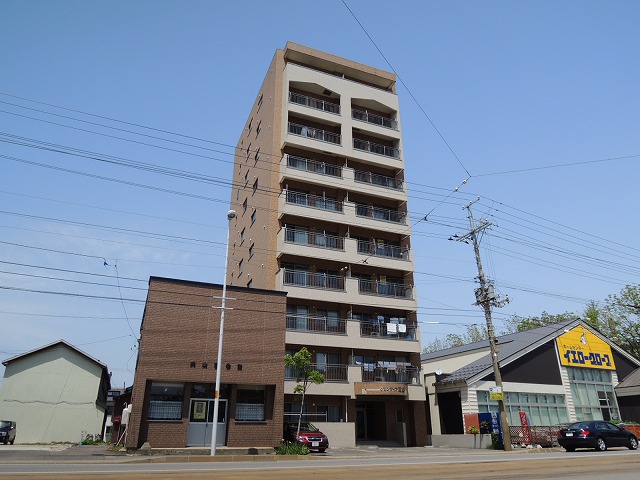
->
[557,420,638,452]
[283,421,329,452]
[0,421,16,445]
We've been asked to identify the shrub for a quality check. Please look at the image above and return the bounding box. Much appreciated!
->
[275,442,310,455]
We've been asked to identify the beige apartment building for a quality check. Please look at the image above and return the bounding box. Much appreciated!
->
[227,42,427,446]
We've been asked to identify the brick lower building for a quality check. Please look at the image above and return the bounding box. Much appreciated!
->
[125,277,287,449]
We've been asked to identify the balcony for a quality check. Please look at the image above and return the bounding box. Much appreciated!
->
[286,190,343,213]
[353,138,400,159]
[289,91,340,115]
[356,240,408,261]
[287,154,342,178]
[286,314,347,335]
[286,363,348,382]
[360,363,420,384]
[289,122,341,145]
[358,278,412,299]
[283,269,345,291]
[355,204,406,225]
[284,227,344,251]
[354,170,403,190]
[360,321,417,341]
[352,108,397,130]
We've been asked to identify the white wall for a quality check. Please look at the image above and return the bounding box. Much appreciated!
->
[0,346,106,443]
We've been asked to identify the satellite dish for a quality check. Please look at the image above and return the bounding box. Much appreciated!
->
[435,369,442,375]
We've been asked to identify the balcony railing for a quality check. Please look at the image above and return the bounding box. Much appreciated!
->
[289,91,340,115]
[356,240,406,260]
[286,363,348,382]
[289,122,341,145]
[286,190,343,212]
[354,170,403,190]
[286,154,342,178]
[360,321,417,340]
[360,363,419,384]
[283,269,345,291]
[353,138,400,158]
[284,227,344,250]
[286,314,347,334]
[352,108,397,130]
[358,279,411,299]
[355,204,406,224]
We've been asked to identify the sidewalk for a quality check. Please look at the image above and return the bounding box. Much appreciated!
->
[0,443,565,464]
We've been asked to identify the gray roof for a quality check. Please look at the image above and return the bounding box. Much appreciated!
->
[616,367,640,390]
[423,318,582,385]
[2,339,108,371]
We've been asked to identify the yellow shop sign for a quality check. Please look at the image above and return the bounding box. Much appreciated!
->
[556,326,616,370]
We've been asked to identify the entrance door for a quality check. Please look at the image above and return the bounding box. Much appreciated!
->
[187,398,227,446]
[356,401,382,440]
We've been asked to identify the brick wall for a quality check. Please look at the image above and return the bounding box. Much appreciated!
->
[126,277,287,449]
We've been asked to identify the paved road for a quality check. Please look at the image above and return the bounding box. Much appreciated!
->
[1,445,639,479]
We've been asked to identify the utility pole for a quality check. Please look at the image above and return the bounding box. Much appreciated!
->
[451,198,512,451]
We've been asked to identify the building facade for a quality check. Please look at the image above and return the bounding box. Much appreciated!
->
[421,320,640,446]
[0,340,110,444]
[126,277,287,449]
[226,42,427,446]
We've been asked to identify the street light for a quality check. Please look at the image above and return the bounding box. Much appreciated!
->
[210,209,236,456]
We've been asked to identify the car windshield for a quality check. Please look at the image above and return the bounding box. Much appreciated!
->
[0,421,11,428]
[289,422,319,432]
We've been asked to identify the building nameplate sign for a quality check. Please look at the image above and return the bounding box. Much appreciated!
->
[355,382,408,396]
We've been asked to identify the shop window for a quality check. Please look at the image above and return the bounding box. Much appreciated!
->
[235,386,265,421]
[147,382,184,420]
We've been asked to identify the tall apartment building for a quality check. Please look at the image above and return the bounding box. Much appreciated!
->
[227,42,427,446]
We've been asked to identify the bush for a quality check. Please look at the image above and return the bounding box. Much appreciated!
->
[275,442,310,455]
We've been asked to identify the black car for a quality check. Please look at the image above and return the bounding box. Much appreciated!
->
[557,420,638,451]
[283,421,329,452]
[0,421,16,445]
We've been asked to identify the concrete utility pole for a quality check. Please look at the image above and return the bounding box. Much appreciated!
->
[451,198,512,451]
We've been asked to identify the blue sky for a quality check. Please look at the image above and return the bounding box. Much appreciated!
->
[1,0,639,388]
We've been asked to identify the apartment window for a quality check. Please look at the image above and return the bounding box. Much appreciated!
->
[147,382,184,420]
[254,147,260,164]
[256,121,261,137]
[244,171,249,187]
[246,143,251,160]
[240,228,246,244]
[242,198,248,214]
[238,259,243,275]
[252,178,258,195]
[249,243,254,258]
[236,188,240,200]
[235,386,265,421]
[247,279,253,288]
[251,209,257,225]
[247,118,253,134]
[317,405,341,422]
[257,93,264,112]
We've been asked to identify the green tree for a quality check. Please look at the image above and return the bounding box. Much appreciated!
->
[422,324,488,353]
[585,285,640,360]
[284,347,325,438]
[503,311,577,334]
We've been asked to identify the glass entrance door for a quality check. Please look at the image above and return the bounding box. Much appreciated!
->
[186,398,227,446]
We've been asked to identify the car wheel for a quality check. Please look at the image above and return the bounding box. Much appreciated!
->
[564,447,575,452]
[2,438,7,445]
[595,437,607,451]
[318,448,326,453]
[9,439,14,445]
[628,436,638,450]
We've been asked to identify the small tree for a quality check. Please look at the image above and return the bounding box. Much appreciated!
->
[284,347,325,438]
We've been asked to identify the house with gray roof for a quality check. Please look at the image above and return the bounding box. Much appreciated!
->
[421,319,640,442]
[0,340,110,443]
